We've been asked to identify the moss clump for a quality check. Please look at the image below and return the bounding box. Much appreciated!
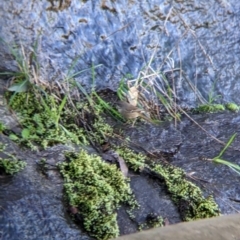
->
[0,158,26,175]
[6,89,88,149]
[0,143,26,175]
[225,103,239,112]
[195,102,240,113]
[5,86,115,150]
[115,147,219,221]
[195,104,225,113]
[0,122,6,132]
[115,147,145,171]
[91,116,114,144]
[152,164,220,221]
[59,150,137,240]
[138,214,164,231]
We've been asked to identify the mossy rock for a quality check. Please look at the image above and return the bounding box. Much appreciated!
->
[59,150,137,240]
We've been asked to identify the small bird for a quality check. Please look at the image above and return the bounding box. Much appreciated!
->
[116,101,153,125]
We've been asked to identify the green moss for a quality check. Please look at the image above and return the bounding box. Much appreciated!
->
[115,147,219,221]
[195,104,225,113]
[0,122,6,132]
[195,102,240,113]
[0,143,26,174]
[115,147,145,171]
[91,116,114,144]
[0,158,26,175]
[59,150,137,240]
[138,215,164,231]
[152,164,220,221]
[225,103,239,112]
[5,89,88,149]
[5,86,116,150]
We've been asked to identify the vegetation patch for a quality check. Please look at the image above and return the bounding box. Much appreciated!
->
[0,39,231,240]
[138,215,164,231]
[151,163,220,220]
[4,82,117,151]
[195,102,240,113]
[225,103,240,112]
[59,150,137,240]
[116,147,220,221]
[0,158,26,175]
[5,87,88,150]
[195,103,225,113]
[3,83,221,238]
[0,143,26,175]
[0,122,6,132]
[115,146,145,172]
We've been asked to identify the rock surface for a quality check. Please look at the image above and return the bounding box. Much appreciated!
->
[1,1,240,106]
[115,214,240,240]
[1,79,240,239]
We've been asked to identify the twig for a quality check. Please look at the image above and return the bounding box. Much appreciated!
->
[178,106,226,146]
[164,6,173,36]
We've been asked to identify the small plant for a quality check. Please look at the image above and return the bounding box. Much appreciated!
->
[0,38,39,92]
[138,214,163,231]
[0,37,42,113]
[69,64,120,119]
[93,91,123,120]
[115,147,145,172]
[39,92,67,128]
[115,56,182,122]
[117,76,133,101]
[207,79,221,104]
[152,163,220,220]
[202,133,240,175]
[6,88,88,149]
[195,102,240,113]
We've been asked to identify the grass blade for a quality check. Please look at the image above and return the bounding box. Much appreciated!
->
[55,95,67,127]
[214,133,237,159]
[213,158,240,172]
